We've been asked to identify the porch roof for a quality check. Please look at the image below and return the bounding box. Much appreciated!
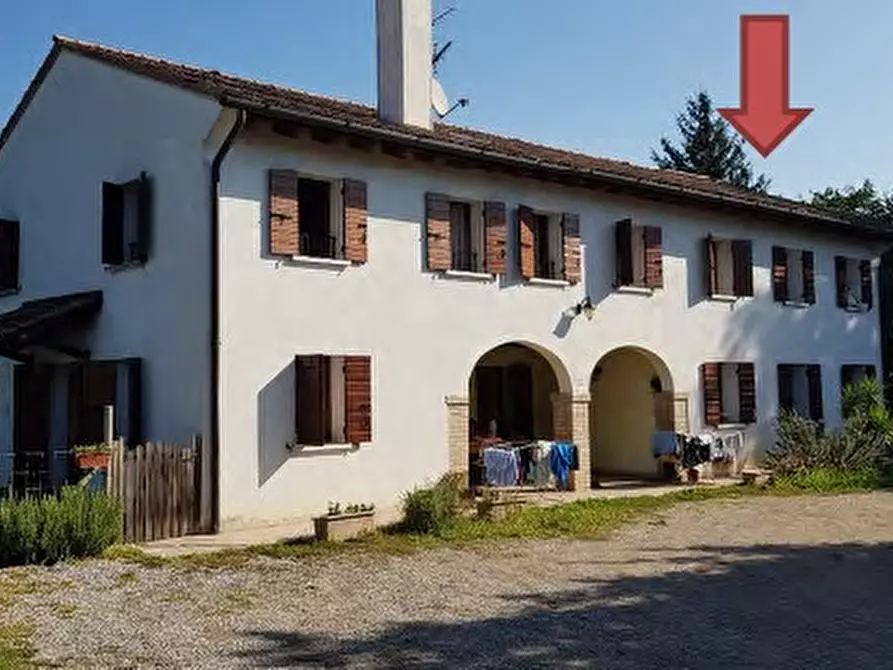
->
[0,290,103,357]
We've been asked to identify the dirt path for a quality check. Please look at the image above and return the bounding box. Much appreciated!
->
[6,492,893,669]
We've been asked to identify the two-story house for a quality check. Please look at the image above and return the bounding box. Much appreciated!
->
[0,0,889,530]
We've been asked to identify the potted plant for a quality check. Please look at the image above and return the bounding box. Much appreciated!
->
[313,501,376,541]
[72,444,113,471]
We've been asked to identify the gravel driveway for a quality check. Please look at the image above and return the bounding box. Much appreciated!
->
[6,492,893,669]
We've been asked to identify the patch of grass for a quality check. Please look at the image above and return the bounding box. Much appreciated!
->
[115,571,139,587]
[774,467,893,494]
[0,621,36,670]
[100,544,166,567]
[47,602,77,619]
[0,571,68,669]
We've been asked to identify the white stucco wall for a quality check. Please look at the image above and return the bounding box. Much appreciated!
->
[217,128,885,527]
[0,51,222,447]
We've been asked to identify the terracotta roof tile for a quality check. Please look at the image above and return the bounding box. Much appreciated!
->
[3,36,890,239]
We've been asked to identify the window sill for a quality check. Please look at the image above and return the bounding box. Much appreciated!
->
[0,286,21,298]
[443,269,494,282]
[716,423,749,430]
[104,260,146,274]
[843,305,869,314]
[527,277,569,288]
[615,285,654,296]
[708,294,741,303]
[288,255,351,270]
[288,442,361,456]
[783,300,812,309]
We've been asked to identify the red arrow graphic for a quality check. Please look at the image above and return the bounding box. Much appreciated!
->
[718,15,813,158]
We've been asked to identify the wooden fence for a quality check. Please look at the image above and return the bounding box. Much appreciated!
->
[108,436,211,543]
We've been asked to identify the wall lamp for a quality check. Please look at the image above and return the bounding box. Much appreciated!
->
[565,296,595,321]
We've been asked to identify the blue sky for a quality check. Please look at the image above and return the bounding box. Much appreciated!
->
[0,0,890,200]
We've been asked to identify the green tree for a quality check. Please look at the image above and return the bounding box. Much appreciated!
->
[651,91,771,193]
[810,179,893,227]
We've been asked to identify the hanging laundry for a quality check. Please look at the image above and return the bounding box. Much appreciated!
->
[652,431,679,458]
[483,448,519,487]
[549,442,576,490]
[527,441,553,487]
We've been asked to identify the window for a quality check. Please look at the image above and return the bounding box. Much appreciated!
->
[517,205,578,282]
[615,219,662,289]
[102,173,153,267]
[772,246,815,304]
[68,358,142,447]
[704,236,753,298]
[293,355,372,446]
[0,219,20,293]
[841,364,876,389]
[777,364,823,421]
[835,256,872,311]
[268,170,368,263]
[426,194,497,275]
[701,362,756,426]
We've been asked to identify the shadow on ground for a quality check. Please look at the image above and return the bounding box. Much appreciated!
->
[235,541,893,669]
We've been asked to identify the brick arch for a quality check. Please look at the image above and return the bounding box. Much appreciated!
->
[465,340,573,395]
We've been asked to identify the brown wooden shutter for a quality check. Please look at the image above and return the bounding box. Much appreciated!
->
[834,256,848,307]
[294,355,329,446]
[860,260,873,310]
[425,193,451,271]
[701,362,722,427]
[704,236,717,297]
[643,226,663,289]
[737,362,756,423]
[269,169,299,256]
[615,218,633,287]
[134,172,153,264]
[517,205,535,280]
[777,364,794,413]
[802,250,815,304]
[484,201,507,275]
[771,246,788,302]
[342,179,368,263]
[0,219,20,291]
[561,213,581,284]
[806,364,823,422]
[732,240,754,297]
[343,356,372,444]
[102,182,124,265]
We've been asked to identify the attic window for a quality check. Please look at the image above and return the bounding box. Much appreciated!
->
[102,173,153,268]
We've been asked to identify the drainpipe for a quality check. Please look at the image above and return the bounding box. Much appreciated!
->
[209,108,246,534]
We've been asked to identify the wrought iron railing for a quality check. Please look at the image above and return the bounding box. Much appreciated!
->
[300,233,338,259]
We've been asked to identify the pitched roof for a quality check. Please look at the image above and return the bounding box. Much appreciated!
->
[3,35,892,240]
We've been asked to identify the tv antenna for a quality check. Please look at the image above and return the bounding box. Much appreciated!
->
[430,6,469,120]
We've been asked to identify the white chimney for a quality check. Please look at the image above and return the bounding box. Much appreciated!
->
[376,0,433,130]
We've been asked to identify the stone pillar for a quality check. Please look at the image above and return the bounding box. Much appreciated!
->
[445,395,469,479]
[551,392,591,491]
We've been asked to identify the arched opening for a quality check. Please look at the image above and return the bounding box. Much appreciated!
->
[467,342,569,487]
[590,346,674,483]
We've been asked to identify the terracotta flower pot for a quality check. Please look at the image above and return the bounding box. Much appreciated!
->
[75,451,111,470]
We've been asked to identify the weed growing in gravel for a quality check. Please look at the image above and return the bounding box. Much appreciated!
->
[116,571,139,587]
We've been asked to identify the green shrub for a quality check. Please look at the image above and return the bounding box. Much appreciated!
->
[401,473,465,536]
[0,486,122,567]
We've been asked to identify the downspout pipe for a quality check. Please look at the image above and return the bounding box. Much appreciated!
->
[209,108,246,534]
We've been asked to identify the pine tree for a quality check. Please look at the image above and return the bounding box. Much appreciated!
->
[651,91,770,193]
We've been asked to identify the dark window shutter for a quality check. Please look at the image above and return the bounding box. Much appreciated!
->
[294,355,329,446]
[643,225,663,289]
[737,362,756,423]
[425,193,451,271]
[866,365,877,379]
[343,356,372,444]
[102,182,125,265]
[517,205,535,280]
[701,362,722,427]
[732,240,754,297]
[860,260,873,310]
[771,246,788,302]
[704,236,718,297]
[343,179,368,264]
[484,201,507,275]
[269,169,300,256]
[806,364,823,422]
[561,213,581,284]
[802,250,815,304]
[0,219,20,291]
[834,256,848,308]
[124,357,143,447]
[777,364,794,413]
[615,218,634,287]
[134,172,153,263]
